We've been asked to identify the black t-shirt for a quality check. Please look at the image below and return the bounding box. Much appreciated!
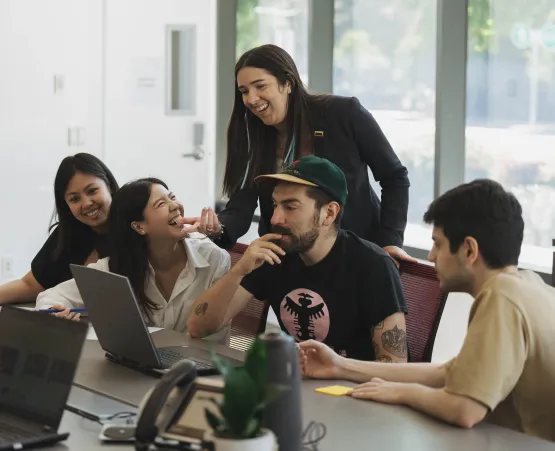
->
[241,229,407,361]
[31,226,111,289]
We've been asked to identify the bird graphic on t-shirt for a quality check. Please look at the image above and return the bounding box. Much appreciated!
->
[283,292,325,340]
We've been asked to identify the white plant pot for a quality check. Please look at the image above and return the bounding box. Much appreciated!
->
[206,428,277,451]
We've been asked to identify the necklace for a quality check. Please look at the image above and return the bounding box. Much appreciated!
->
[276,132,295,171]
[276,136,285,172]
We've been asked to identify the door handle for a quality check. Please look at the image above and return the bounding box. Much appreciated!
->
[182,148,204,160]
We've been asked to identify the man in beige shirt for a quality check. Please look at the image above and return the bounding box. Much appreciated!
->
[299,179,555,442]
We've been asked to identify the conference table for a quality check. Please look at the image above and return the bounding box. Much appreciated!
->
[40,327,555,450]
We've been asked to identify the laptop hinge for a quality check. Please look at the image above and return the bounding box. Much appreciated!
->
[104,352,163,377]
[104,352,148,369]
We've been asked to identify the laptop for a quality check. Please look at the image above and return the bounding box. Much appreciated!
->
[69,264,242,377]
[0,306,87,450]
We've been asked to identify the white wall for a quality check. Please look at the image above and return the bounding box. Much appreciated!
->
[0,0,103,282]
[0,0,218,283]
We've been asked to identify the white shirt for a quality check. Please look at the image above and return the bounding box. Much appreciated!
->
[35,236,231,336]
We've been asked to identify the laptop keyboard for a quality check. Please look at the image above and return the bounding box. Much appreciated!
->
[158,348,214,370]
[0,420,38,444]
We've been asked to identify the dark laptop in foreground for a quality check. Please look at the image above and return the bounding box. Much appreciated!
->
[69,264,242,377]
[0,306,87,450]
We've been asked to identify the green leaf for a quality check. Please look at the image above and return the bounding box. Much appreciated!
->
[205,407,225,434]
[209,346,231,378]
[243,339,267,399]
[221,367,259,437]
[261,383,289,408]
[243,418,260,439]
[208,397,223,409]
[251,404,265,426]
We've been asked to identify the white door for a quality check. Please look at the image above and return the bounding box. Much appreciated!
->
[103,0,217,214]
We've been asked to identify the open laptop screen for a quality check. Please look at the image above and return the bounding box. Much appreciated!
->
[0,307,87,429]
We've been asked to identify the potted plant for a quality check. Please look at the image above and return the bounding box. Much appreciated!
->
[204,338,284,451]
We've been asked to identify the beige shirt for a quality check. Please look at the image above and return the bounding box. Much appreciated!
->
[444,270,555,442]
[35,237,231,335]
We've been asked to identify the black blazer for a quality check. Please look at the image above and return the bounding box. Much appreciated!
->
[216,95,410,249]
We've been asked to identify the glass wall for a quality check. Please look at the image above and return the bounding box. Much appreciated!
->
[465,0,555,271]
[232,0,554,274]
[236,0,310,84]
[333,0,437,249]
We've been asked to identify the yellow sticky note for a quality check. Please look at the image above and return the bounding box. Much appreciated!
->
[315,385,353,396]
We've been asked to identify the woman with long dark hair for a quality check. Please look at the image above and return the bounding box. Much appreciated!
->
[35,178,230,333]
[0,152,118,305]
[181,44,415,264]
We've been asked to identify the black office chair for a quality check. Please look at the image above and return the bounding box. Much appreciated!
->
[227,243,270,352]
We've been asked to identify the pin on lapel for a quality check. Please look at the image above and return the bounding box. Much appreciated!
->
[314,130,324,137]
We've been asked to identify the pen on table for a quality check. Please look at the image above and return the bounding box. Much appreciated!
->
[39,308,87,313]
[65,404,101,423]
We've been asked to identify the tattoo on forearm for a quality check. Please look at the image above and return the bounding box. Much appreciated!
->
[381,325,408,359]
[373,340,394,363]
[377,355,393,362]
[195,302,208,316]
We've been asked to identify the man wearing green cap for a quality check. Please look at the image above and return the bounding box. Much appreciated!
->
[188,156,408,362]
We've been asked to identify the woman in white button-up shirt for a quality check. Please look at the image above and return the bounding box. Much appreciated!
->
[35,177,231,334]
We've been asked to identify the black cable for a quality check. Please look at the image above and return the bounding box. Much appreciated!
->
[65,404,103,425]
[65,404,137,425]
[104,411,137,421]
[301,421,327,451]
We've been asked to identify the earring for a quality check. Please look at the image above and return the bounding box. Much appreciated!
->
[288,88,291,94]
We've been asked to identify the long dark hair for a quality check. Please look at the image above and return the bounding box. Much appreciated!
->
[223,44,314,196]
[107,178,167,319]
[50,153,119,259]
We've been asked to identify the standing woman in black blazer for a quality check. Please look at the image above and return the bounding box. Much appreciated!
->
[182,44,414,263]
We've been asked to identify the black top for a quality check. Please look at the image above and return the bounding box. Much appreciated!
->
[240,230,407,361]
[31,226,111,289]
[216,95,410,249]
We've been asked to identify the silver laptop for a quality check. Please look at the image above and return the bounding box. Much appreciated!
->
[69,264,241,377]
[0,306,87,450]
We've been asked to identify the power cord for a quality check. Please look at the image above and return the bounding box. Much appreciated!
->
[65,404,137,426]
[301,421,327,451]
[67,405,325,449]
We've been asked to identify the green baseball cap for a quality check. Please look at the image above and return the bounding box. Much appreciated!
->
[255,155,348,206]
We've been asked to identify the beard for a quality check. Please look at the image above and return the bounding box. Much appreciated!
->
[271,211,320,254]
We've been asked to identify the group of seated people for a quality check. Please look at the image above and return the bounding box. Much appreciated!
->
[0,152,554,442]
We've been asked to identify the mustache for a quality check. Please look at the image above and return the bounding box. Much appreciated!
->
[271,225,291,235]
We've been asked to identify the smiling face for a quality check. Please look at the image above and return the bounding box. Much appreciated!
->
[131,184,186,241]
[237,66,290,127]
[65,171,112,231]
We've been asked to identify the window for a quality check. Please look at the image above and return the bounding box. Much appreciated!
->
[236,0,310,84]
[465,0,555,271]
[165,25,196,115]
[333,0,437,250]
